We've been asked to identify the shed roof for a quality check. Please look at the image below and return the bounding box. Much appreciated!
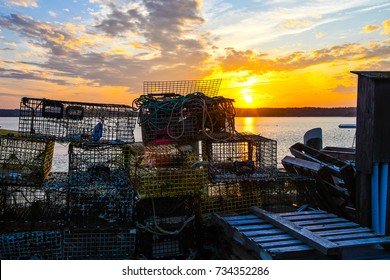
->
[351,71,390,79]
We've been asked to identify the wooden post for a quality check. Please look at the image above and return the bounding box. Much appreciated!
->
[352,71,390,234]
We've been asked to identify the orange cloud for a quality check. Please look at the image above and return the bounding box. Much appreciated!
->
[361,24,380,33]
[281,19,314,29]
[381,19,390,35]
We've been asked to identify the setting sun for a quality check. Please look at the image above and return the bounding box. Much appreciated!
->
[244,94,253,104]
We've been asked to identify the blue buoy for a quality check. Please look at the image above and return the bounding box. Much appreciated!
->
[92,122,103,141]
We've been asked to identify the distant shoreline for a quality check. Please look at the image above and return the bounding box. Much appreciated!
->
[0,107,357,117]
[235,107,356,117]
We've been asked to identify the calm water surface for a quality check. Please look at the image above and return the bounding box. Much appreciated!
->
[0,116,356,170]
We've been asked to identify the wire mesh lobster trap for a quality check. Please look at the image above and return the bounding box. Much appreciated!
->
[68,142,130,187]
[256,171,317,213]
[18,97,137,143]
[134,197,197,259]
[202,132,277,183]
[0,230,62,260]
[0,182,67,227]
[143,79,222,97]
[63,227,136,260]
[200,181,262,216]
[134,92,235,144]
[130,143,207,199]
[67,184,134,227]
[0,134,54,185]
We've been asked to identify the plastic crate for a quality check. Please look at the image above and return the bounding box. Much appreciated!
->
[202,132,277,182]
[0,134,54,185]
[18,97,137,143]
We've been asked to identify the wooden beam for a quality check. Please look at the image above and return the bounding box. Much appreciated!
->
[250,206,341,256]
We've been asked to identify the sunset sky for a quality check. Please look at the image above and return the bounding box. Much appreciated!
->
[0,0,389,109]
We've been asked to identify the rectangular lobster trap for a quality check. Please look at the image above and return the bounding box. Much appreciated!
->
[134,197,198,259]
[135,93,235,144]
[200,181,263,216]
[0,230,62,260]
[68,142,131,187]
[18,97,137,143]
[0,134,54,185]
[0,184,67,226]
[67,184,134,227]
[256,171,317,213]
[130,143,207,199]
[143,79,222,97]
[62,227,136,260]
[202,132,277,183]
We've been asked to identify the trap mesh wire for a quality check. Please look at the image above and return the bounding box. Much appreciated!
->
[0,230,62,260]
[201,172,317,216]
[202,132,277,183]
[0,183,67,226]
[129,143,206,199]
[0,134,54,185]
[67,185,134,227]
[143,79,222,97]
[257,171,317,213]
[63,227,136,260]
[134,93,235,144]
[134,197,197,259]
[69,142,130,186]
[200,182,262,216]
[18,97,137,143]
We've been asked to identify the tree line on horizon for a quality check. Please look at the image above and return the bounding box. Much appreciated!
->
[235,107,356,117]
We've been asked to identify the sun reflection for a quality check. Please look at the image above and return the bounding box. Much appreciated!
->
[243,117,255,133]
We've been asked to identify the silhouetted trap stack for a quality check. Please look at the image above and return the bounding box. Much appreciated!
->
[0,133,54,185]
[134,197,197,259]
[18,97,137,143]
[130,143,206,199]
[202,132,277,183]
[67,142,134,227]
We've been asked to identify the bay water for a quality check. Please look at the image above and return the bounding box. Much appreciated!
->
[0,116,356,171]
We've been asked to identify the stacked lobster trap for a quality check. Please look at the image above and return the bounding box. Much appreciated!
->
[19,97,137,143]
[1,97,138,260]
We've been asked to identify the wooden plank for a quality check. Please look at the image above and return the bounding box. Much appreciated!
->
[223,215,258,221]
[317,227,372,237]
[268,244,314,255]
[327,232,379,242]
[261,239,305,249]
[278,210,327,217]
[244,228,284,237]
[228,218,266,226]
[235,224,274,232]
[304,222,359,231]
[283,213,338,221]
[250,206,341,256]
[337,237,390,248]
[294,218,347,227]
[251,234,295,243]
